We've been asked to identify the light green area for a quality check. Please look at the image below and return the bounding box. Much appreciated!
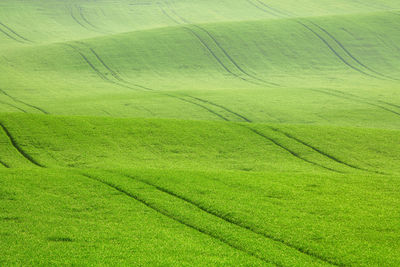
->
[0,0,399,266]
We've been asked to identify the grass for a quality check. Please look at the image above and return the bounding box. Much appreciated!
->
[0,0,400,265]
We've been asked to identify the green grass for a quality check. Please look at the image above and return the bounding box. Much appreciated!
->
[1,0,400,265]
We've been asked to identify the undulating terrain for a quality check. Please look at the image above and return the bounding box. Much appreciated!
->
[1,0,400,265]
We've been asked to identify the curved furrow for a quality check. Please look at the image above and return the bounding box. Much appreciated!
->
[297,21,383,80]
[165,1,279,87]
[269,127,386,175]
[310,88,400,118]
[66,44,146,92]
[77,5,107,34]
[0,100,27,113]
[0,21,32,43]
[254,0,292,17]
[185,95,252,122]
[0,26,24,43]
[67,42,233,121]
[0,88,48,114]
[245,0,278,17]
[0,159,10,168]
[309,21,400,81]
[192,25,280,87]
[0,122,44,168]
[117,171,340,266]
[80,173,272,266]
[244,126,342,173]
[248,1,393,81]
[79,43,154,91]
[169,95,230,121]
[326,88,400,113]
[160,5,266,87]
[69,5,90,31]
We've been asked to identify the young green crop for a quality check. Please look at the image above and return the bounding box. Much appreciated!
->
[0,0,399,265]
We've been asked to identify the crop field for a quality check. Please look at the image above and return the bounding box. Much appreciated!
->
[1,0,400,266]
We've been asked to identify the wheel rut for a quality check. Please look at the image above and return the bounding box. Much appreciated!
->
[247,0,396,82]
[0,122,44,168]
[0,88,48,114]
[0,21,31,44]
[0,100,27,113]
[80,172,272,266]
[269,127,384,175]
[160,2,278,87]
[114,171,340,266]
[245,126,342,173]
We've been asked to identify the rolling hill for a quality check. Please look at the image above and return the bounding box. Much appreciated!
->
[1,0,400,266]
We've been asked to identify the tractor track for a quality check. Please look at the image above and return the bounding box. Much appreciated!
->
[169,95,230,121]
[78,5,102,32]
[0,122,44,168]
[116,171,340,266]
[164,2,279,87]
[160,3,275,87]
[185,94,371,174]
[244,126,343,173]
[0,100,27,113]
[297,21,383,80]
[307,21,399,81]
[0,159,10,168]
[69,4,104,34]
[0,21,31,43]
[66,44,146,92]
[0,88,48,114]
[65,42,246,119]
[0,27,23,43]
[269,127,385,175]
[310,88,400,118]
[185,95,252,122]
[247,0,396,81]
[80,172,273,266]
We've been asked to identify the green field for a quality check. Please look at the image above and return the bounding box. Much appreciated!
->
[1,0,400,265]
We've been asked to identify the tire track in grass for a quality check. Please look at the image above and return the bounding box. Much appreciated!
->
[159,5,270,87]
[160,7,260,86]
[65,42,234,120]
[247,1,392,81]
[185,95,252,122]
[65,44,147,92]
[244,126,342,173]
[0,159,10,168]
[192,25,279,87]
[0,21,32,43]
[0,88,48,114]
[0,122,44,168]
[163,2,279,87]
[297,21,382,80]
[114,171,340,266]
[310,88,400,118]
[245,0,278,16]
[80,173,272,266]
[169,95,230,121]
[77,5,102,32]
[69,5,89,31]
[0,100,27,113]
[269,127,386,175]
[76,42,153,91]
[0,26,23,44]
[323,88,400,115]
[308,21,399,81]
[247,1,400,113]
[184,95,373,173]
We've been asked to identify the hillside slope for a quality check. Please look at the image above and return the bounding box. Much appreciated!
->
[1,0,400,266]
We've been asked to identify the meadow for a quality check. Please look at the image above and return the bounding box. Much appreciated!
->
[1,0,400,265]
